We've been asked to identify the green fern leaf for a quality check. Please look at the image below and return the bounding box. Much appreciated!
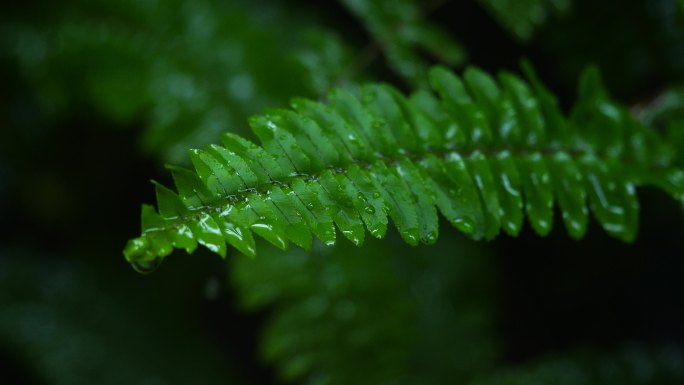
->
[231,236,498,385]
[124,64,684,272]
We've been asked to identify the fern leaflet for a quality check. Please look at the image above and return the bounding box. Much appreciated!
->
[124,64,684,272]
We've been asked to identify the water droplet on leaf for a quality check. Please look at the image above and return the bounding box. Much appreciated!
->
[369,226,385,239]
[504,221,518,235]
[402,228,420,246]
[421,231,437,244]
[453,217,475,235]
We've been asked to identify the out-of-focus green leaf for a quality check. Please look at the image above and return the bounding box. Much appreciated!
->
[537,0,684,99]
[469,344,684,385]
[0,250,242,385]
[0,0,355,163]
[480,0,571,41]
[231,236,499,385]
[339,0,467,87]
[634,86,684,168]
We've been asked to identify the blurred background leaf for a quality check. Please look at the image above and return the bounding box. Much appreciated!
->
[470,343,684,385]
[480,0,571,41]
[633,86,684,167]
[0,248,245,385]
[231,233,498,385]
[0,0,356,163]
[535,0,684,100]
[339,0,467,88]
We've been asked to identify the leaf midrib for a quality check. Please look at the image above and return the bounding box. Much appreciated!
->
[147,138,665,236]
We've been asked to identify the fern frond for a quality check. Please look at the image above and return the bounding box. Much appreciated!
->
[339,0,467,87]
[231,236,497,385]
[634,86,684,168]
[1,0,350,163]
[481,0,571,40]
[124,64,684,272]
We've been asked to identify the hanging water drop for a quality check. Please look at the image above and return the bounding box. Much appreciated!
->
[346,231,363,246]
[401,228,420,246]
[567,218,584,236]
[422,231,437,245]
[536,218,550,233]
[130,258,163,274]
[504,220,518,235]
[453,217,475,235]
[369,226,383,239]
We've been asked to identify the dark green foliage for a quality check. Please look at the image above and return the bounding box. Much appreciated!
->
[231,235,498,385]
[0,251,239,384]
[340,0,467,87]
[635,87,684,168]
[481,0,571,40]
[0,0,351,163]
[124,64,684,269]
[536,0,684,99]
[470,344,684,385]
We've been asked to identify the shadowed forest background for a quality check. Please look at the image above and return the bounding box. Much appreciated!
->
[2,0,684,384]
